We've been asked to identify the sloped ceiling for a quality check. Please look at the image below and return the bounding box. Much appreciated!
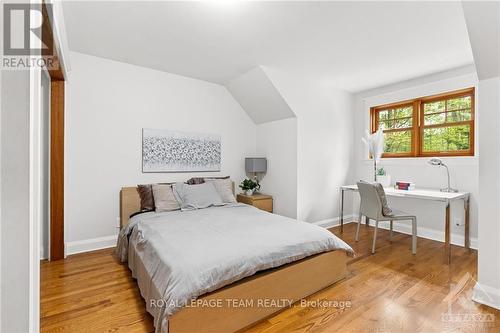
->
[226,67,295,124]
[462,1,500,80]
[62,1,474,92]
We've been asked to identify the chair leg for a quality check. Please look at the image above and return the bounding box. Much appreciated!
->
[389,220,393,242]
[355,213,362,242]
[412,217,417,255]
[372,220,379,254]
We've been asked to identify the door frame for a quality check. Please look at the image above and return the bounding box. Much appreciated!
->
[42,1,66,260]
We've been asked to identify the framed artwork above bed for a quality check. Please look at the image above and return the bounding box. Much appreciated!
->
[142,128,221,173]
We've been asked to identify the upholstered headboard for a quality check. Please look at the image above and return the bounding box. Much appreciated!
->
[120,181,235,228]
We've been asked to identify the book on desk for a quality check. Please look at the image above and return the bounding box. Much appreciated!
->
[395,181,415,191]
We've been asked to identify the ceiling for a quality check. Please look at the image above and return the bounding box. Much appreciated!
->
[462,1,500,80]
[62,1,474,92]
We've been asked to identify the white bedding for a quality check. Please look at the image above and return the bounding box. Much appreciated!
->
[117,203,353,333]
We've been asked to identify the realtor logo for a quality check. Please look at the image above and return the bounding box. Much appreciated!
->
[2,2,57,70]
[3,3,48,56]
[441,272,495,329]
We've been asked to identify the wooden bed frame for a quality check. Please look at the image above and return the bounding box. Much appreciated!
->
[120,186,349,333]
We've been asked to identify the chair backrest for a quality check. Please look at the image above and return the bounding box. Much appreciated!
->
[357,181,384,220]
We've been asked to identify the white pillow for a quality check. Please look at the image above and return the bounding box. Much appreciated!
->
[205,178,236,203]
[172,182,225,211]
[152,184,181,212]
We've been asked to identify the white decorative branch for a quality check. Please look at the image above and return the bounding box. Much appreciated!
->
[362,129,385,181]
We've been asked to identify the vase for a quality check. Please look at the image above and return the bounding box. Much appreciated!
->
[376,175,392,188]
[245,189,255,196]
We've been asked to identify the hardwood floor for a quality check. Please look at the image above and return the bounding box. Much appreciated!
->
[41,223,499,332]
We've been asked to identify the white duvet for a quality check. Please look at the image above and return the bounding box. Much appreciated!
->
[117,203,353,332]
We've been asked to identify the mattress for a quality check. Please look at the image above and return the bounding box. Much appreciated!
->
[116,203,353,332]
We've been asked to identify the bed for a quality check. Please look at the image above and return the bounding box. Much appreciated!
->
[117,185,353,333]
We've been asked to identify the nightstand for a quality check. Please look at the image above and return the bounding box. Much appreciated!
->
[236,193,273,213]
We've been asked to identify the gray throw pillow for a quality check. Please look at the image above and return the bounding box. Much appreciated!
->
[172,182,225,211]
[204,178,236,203]
[152,184,181,212]
[186,176,230,185]
[186,177,205,185]
[137,184,155,211]
[359,180,393,216]
[373,182,393,216]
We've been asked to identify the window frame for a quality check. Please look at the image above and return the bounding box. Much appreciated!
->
[370,87,475,158]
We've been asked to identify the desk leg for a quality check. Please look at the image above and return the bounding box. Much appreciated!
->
[340,188,344,233]
[464,196,470,250]
[445,200,451,264]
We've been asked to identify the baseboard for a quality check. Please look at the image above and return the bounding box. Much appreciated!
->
[65,235,117,256]
[40,245,47,260]
[472,282,500,310]
[364,219,478,250]
[312,215,355,228]
[65,214,475,255]
[314,215,477,249]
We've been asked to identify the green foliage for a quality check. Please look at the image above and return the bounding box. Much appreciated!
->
[376,167,386,176]
[378,106,413,130]
[239,178,260,191]
[423,125,470,152]
[380,96,472,154]
[424,100,445,114]
[424,96,471,126]
[384,131,412,154]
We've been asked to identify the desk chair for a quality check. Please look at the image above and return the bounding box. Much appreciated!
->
[356,181,417,254]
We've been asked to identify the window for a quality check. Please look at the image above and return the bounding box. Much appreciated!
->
[370,88,474,158]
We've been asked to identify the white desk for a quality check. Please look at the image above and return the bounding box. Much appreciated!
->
[340,185,470,264]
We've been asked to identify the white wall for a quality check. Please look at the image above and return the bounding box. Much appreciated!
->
[1,70,31,333]
[264,68,356,224]
[353,70,479,247]
[462,0,500,310]
[65,52,256,252]
[0,40,2,331]
[256,118,297,218]
[474,76,500,309]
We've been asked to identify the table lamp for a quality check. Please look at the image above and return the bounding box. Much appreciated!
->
[245,158,267,181]
[428,157,458,193]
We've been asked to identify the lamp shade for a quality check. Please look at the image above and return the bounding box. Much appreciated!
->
[245,158,267,173]
[428,157,444,166]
